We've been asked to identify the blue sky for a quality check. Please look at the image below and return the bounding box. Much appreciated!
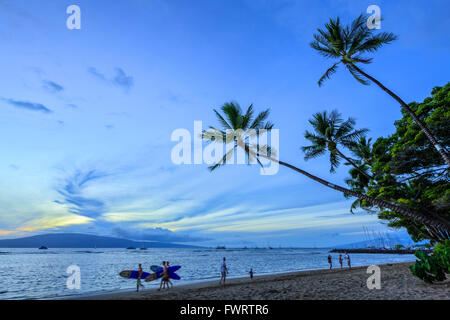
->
[0,0,449,247]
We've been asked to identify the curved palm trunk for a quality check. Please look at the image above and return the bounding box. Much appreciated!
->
[239,141,450,233]
[335,148,374,180]
[277,159,450,233]
[350,64,450,167]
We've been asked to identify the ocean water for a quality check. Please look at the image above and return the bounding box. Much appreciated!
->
[0,248,416,300]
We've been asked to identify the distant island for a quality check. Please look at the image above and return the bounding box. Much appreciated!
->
[0,233,203,249]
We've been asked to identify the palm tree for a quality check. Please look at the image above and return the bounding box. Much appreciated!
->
[202,102,273,171]
[344,163,373,213]
[350,137,373,167]
[310,14,450,167]
[301,110,373,180]
[203,102,450,232]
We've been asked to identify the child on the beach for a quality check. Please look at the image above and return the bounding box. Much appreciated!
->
[339,254,343,268]
[327,254,332,269]
[249,268,253,280]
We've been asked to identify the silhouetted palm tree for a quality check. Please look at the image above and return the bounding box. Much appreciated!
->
[310,14,450,167]
[202,102,450,232]
[301,110,372,180]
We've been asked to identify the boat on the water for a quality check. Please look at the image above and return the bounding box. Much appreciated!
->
[38,246,48,250]
[126,246,136,250]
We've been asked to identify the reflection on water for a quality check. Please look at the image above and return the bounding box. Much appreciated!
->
[0,248,415,299]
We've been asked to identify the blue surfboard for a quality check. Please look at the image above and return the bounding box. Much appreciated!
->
[121,266,181,282]
[150,265,163,272]
[145,265,181,282]
[119,270,151,279]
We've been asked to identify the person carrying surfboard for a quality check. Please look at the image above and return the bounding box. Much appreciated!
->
[159,261,168,291]
[136,264,145,292]
[165,261,174,288]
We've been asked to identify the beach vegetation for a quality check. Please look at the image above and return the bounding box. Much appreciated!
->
[344,84,450,244]
[410,240,450,283]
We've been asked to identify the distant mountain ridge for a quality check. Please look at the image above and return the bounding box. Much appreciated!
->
[0,233,202,248]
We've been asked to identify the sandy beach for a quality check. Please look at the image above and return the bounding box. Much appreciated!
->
[75,262,449,300]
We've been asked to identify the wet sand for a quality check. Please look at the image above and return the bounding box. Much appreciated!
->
[74,262,449,300]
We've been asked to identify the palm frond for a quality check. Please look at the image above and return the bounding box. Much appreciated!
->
[208,147,236,172]
[221,102,242,129]
[352,55,373,64]
[341,128,369,146]
[334,117,356,140]
[329,150,341,173]
[213,109,232,130]
[202,127,226,142]
[241,104,254,129]
[250,109,270,129]
[346,64,370,85]
[310,40,341,58]
[318,62,340,87]
[309,111,332,137]
[356,32,398,53]
[304,130,327,146]
[302,144,326,160]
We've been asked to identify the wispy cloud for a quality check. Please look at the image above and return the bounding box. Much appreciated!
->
[87,67,107,81]
[88,67,134,92]
[112,226,208,243]
[2,98,53,113]
[55,170,109,219]
[42,80,64,93]
[112,68,134,91]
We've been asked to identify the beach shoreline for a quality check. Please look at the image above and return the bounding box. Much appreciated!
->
[69,262,450,300]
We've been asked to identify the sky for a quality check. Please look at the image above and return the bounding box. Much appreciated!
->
[0,0,449,247]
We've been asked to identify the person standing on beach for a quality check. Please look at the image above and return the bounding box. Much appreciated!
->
[136,264,144,292]
[220,257,228,285]
[165,261,173,289]
[249,268,253,280]
[339,254,343,268]
[158,261,167,291]
[327,254,332,269]
[344,252,351,269]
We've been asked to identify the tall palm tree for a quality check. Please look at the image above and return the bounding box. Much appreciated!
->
[310,14,450,167]
[203,102,450,233]
[301,110,373,180]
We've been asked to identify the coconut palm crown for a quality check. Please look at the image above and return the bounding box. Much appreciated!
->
[201,102,274,171]
[302,110,369,175]
[310,14,397,86]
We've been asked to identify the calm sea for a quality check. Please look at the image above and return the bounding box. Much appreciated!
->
[0,248,415,299]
